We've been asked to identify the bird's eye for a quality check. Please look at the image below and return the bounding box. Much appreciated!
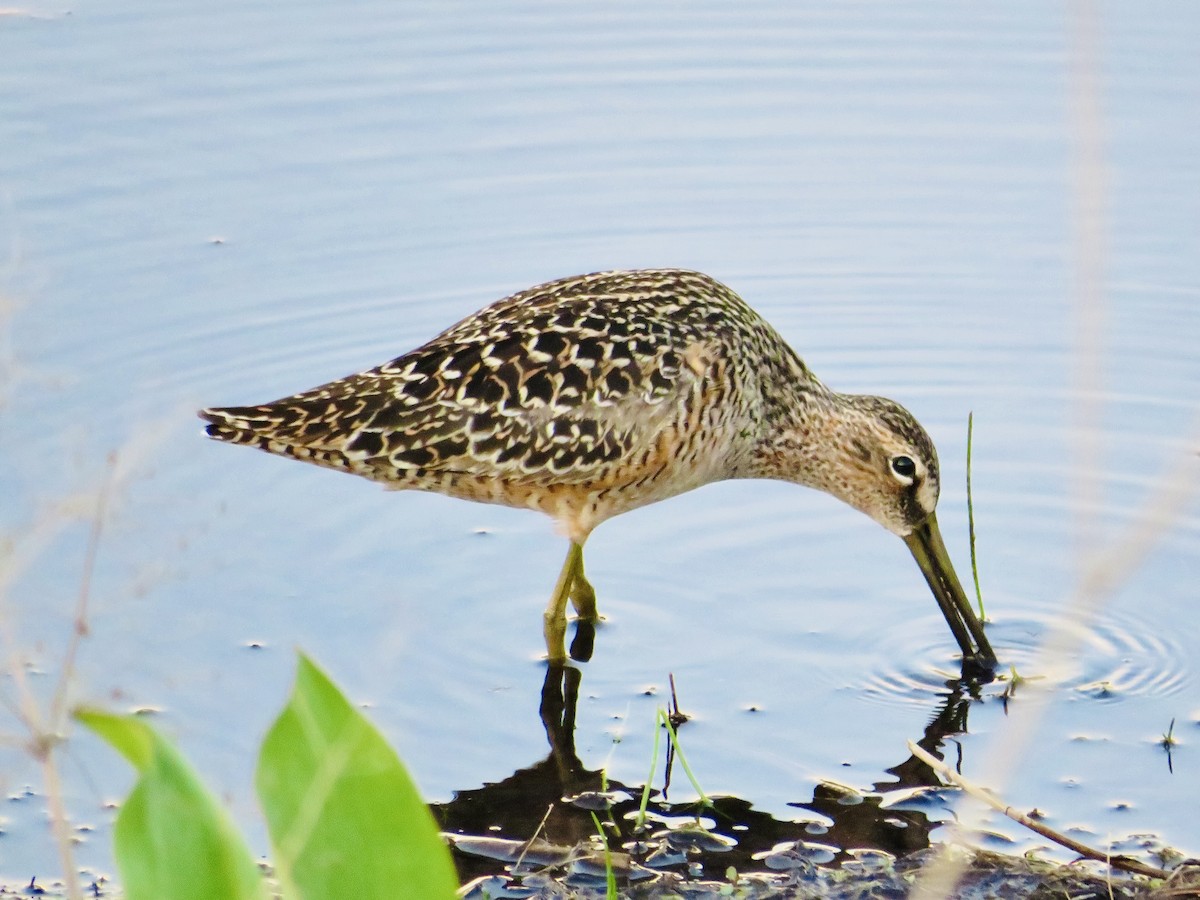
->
[891,455,917,479]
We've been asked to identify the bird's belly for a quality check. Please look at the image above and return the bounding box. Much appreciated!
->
[385,432,727,544]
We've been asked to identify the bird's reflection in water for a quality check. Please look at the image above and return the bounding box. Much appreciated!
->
[432,643,988,890]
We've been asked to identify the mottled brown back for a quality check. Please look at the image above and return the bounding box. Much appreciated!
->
[200,270,813,501]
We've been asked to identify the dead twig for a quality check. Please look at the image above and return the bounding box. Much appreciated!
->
[907,740,1168,880]
[513,802,555,873]
[0,457,116,900]
[49,452,115,728]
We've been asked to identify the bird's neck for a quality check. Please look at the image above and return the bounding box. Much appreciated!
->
[745,385,888,504]
[746,388,835,485]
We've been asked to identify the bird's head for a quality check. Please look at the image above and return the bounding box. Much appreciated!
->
[776,392,997,672]
[812,394,941,538]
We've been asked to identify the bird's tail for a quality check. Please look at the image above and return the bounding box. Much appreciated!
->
[198,405,280,448]
[198,404,361,474]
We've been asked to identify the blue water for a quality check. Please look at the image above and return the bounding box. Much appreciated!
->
[2,0,1198,887]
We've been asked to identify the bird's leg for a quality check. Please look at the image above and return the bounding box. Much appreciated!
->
[568,544,599,622]
[543,542,581,664]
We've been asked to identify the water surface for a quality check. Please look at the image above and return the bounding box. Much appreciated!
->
[1,0,1198,887]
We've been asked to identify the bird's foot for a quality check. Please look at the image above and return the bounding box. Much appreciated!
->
[568,573,599,622]
[958,652,998,686]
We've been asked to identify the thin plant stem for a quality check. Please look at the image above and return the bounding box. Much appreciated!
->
[589,811,618,900]
[51,453,115,728]
[966,412,986,620]
[658,709,709,809]
[635,708,662,832]
[1,529,90,900]
[513,803,554,874]
[39,748,82,900]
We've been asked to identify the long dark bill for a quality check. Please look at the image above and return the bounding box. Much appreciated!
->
[902,512,998,670]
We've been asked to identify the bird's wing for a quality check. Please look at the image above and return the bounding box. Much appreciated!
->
[201,269,764,485]
[201,323,715,487]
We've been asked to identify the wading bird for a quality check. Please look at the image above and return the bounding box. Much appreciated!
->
[201,269,996,669]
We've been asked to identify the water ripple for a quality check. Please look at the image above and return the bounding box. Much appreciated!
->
[855,606,1191,707]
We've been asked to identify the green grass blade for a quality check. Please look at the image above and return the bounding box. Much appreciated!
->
[589,811,618,899]
[256,652,458,900]
[658,710,709,808]
[966,411,986,619]
[635,710,662,832]
[75,709,267,900]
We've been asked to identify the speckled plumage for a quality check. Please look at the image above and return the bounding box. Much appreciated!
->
[201,268,996,668]
[204,270,824,538]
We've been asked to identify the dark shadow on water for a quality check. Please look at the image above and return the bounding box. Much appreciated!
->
[432,653,987,887]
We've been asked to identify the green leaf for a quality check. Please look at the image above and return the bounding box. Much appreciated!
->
[256,653,458,900]
[75,709,267,900]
